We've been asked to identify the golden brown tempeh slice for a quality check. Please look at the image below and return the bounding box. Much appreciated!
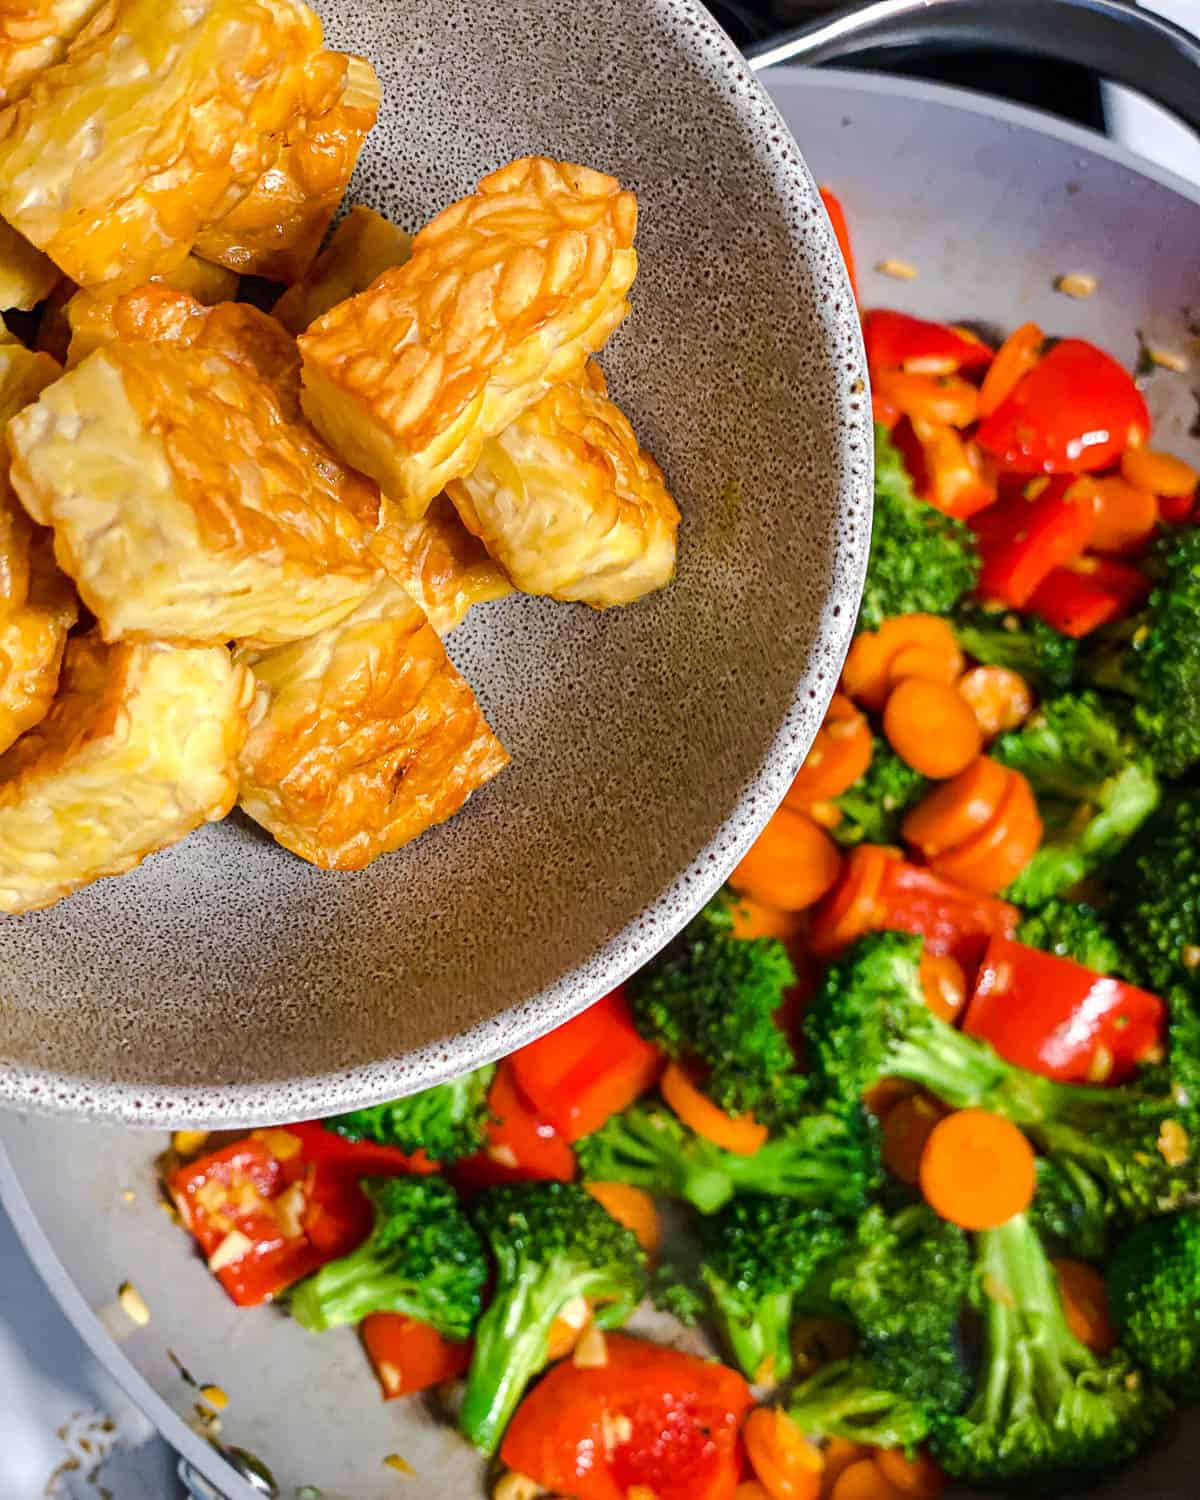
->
[237,576,509,870]
[0,216,58,313]
[298,156,638,520]
[0,634,252,913]
[368,494,512,636]
[0,531,77,756]
[0,0,324,290]
[7,339,378,646]
[0,0,101,105]
[195,52,380,284]
[447,361,679,607]
[272,204,413,336]
[0,340,61,611]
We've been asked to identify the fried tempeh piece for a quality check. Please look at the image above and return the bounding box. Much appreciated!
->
[272,204,412,336]
[0,0,102,105]
[368,494,512,636]
[195,52,380,284]
[237,576,509,870]
[0,634,252,913]
[0,0,324,290]
[7,339,379,645]
[0,340,60,611]
[298,156,638,520]
[447,361,679,607]
[0,216,59,313]
[0,532,77,755]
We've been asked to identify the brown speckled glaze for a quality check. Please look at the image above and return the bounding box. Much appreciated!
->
[0,0,869,1126]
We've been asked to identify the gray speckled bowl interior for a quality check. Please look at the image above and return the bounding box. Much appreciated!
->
[0,0,869,1125]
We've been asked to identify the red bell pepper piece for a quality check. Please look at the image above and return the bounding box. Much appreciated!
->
[280,1119,439,1177]
[450,1060,576,1193]
[818,186,858,303]
[1028,557,1151,638]
[864,308,993,376]
[361,1312,471,1399]
[1159,490,1195,525]
[964,935,1165,1084]
[976,338,1151,475]
[875,857,1020,971]
[501,1333,753,1500]
[509,987,663,1142]
[167,1134,372,1306]
[976,477,1096,607]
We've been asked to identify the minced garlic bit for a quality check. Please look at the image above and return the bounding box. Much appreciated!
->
[1149,346,1190,374]
[1158,1118,1190,1167]
[207,1229,253,1272]
[383,1453,415,1476]
[121,1189,136,1203]
[627,1488,661,1500]
[557,1294,591,1333]
[601,1409,634,1457]
[1182,945,1200,970]
[1055,272,1097,299]
[253,1127,303,1161]
[493,1473,546,1500]
[377,1360,403,1398]
[117,1281,150,1327]
[172,1130,210,1156]
[573,1322,609,1368]
[875,257,918,281]
[199,1384,228,1411]
[487,1142,520,1169]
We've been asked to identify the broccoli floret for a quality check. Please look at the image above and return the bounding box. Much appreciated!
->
[859,423,979,630]
[326,1063,496,1163]
[789,1356,933,1449]
[459,1182,647,1454]
[798,1203,970,1410]
[629,899,805,1128]
[1018,899,1126,976]
[699,1200,851,1384]
[832,738,929,848]
[576,1102,880,1217]
[805,932,1198,1225]
[995,692,1159,905]
[1030,1157,1110,1260]
[649,1261,706,1327]
[1110,789,1200,996]
[1084,526,1200,777]
[931,1213,1169,1494]
[288,1177,486,1336]
[953,605,1078,694]
[1108,1211,1200,1399]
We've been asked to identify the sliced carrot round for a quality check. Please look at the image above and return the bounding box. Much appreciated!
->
[736,1484,774,1500]
[831,1458,907,1500]
[744,1407,824,1500]
[882,1092,947,1186]
[919,1108,1036,1229]
[842,616,959,712]
[808,845,892,956]
[920,952,967,1025]
[1053,1258,1115,1354]
[584,1182,662,1255]
[957,667,1033,739]
[930,769,1041,895]
[729,895,806,944]
[874,1447,947,1499]
[1076,475,1159,554]
[978,321,1044,419]
[660,1061,767,1156]
[1121,444,1199,500]
[902,756,1011,857]
[823,1439,873,1491]
[886,642,963,691]
[883,678,982,779]
[731,806,843,912]
[787,695,873,806]
[864,1077,917,1119]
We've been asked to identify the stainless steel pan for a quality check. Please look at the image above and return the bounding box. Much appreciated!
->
[4,2,1200,1497]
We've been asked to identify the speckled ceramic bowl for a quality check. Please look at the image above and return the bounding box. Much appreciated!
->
[0,0,869,1126]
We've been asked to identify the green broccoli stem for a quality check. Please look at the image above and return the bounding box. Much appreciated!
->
[289,1241,427,1332]
[712,1282,794,1386]
[459,1270,638,1456]
[788,1358,931,1449]
[884,1013,1050,1123]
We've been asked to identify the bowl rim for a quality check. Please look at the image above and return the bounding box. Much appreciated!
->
[0,0,870,1128]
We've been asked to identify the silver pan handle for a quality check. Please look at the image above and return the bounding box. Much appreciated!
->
[746,0,1200,137]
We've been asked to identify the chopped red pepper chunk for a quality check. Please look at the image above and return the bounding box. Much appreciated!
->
[1028,557,1150,638]
[864,308,993,376]
[976,478,1096,608]
[964,935,1165,1084]
[450,1060,576,1193]
[976,338,1150,475]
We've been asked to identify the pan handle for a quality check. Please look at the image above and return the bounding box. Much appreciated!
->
[746,0,1200,137]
